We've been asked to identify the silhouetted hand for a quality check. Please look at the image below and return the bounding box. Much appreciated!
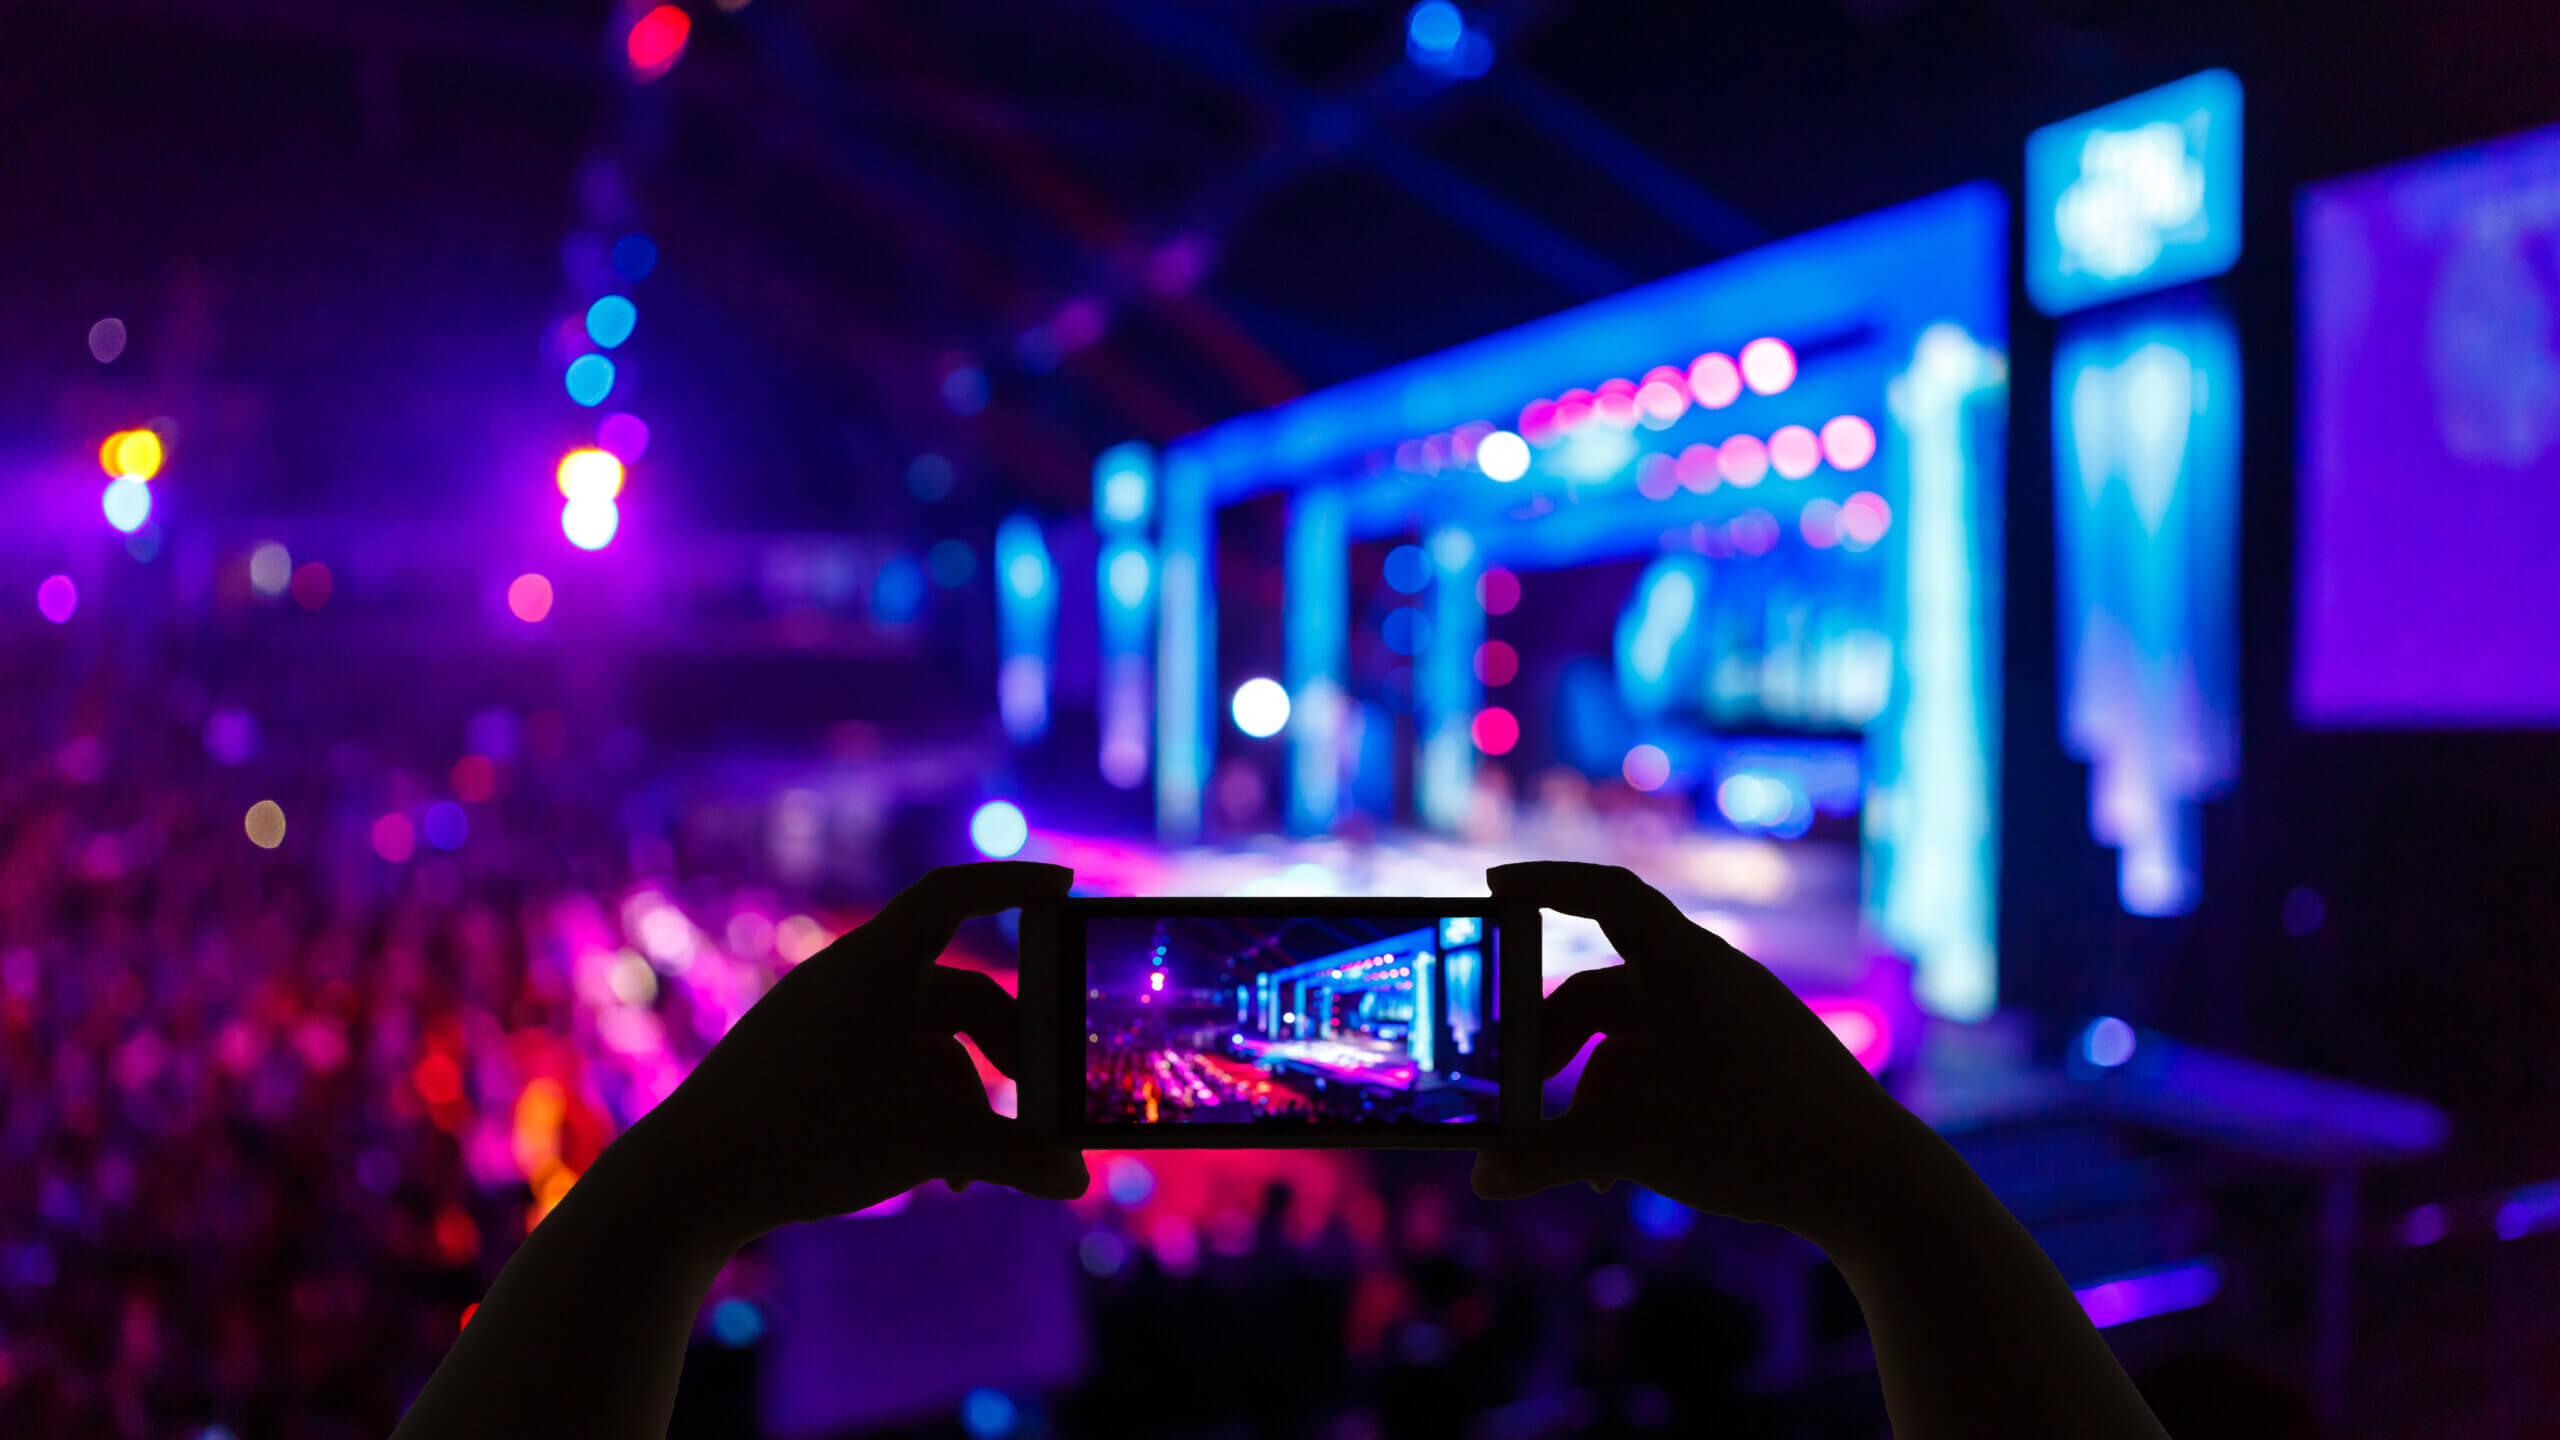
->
[1472,862,2175,1440]
[391,863,1094,1440]
[632,861,1090,1248]
[1471,860,1907,1236]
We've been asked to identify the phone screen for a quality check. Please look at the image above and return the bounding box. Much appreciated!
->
[1076,909,1503,1131]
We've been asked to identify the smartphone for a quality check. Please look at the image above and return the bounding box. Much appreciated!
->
[1017,897,1539,1148]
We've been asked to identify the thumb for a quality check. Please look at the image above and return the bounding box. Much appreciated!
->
[950,1122,1091,1201]
[1471,1137,1613,1201]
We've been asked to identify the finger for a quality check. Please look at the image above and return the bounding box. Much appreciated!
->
[1488,862,1693,983]
[862,862,1074,972]
[923,965,1026,1077]
[1538,965,1641,1076]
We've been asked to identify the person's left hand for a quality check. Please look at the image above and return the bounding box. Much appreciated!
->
[626,862,1089,1250]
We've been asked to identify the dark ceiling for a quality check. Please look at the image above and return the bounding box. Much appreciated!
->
[3,0,2552,525]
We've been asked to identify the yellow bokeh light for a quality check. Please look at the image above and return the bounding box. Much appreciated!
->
[244,799,288,849]
[556,448,625,502]
[116,429,164,480]
[100,428,163,480]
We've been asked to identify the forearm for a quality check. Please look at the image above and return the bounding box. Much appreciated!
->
[389,1117,742,1440]
[1794,1110,2170,1440]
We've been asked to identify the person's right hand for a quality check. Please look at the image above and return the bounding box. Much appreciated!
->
[1472,861,1922,1239]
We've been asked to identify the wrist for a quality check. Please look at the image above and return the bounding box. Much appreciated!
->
[1780,1100,1969,1257]
[578,1110,763,1263]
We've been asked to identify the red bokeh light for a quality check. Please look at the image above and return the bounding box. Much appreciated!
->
[434,1204,482,1266]
[290,561,333,611]
[371,812,416,864]
[508,572,555,623]
[1470,706,1519,755]
[626,5,691,77]
[412,1053,464,1107]
[1476,567,1521,615]
[451,754,499,804]
[1687,353,1742,409]
[460,1303,479,1333]
[1518,400,1561,446]
[1474,640,1519,686]
[1593,378,1638,429]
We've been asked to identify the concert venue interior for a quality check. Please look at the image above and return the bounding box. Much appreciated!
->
[1084,914,1499,1127]
[5,2,2557,1437]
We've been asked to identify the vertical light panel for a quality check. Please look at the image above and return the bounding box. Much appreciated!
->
[1416,526,1482,831]
[1094,442,1157,791]
[2054,298,2240,915]
[994,513,1056,743]
[1155,454,1213,841]
[1872,323,2007,1021]
[1614,555,1712,722]
[1286,488,1349,834]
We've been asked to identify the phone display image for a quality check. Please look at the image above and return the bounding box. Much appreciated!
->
[1082,913,1499,1128]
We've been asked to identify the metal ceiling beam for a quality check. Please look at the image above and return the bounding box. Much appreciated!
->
[1087,0,1633,297]
[1495,68,1768,255]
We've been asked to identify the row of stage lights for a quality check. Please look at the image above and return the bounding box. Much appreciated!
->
[1387,339,1877,493]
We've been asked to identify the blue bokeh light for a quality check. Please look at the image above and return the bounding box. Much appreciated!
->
[1104,1155,1155,1206]
[585,295,638,349]
[871,556,925,624]
[1406,1,1462,56]
[2080,1016,2138,1068]
[610,233,658,282]
[565,353,617,406]
[1382,543,1431,594]
[960,1388,1018,1440]
[102,476,153,533]
[708,1298,766,1347]
[969,800,1028,859]
[423,801,469,852]
[1381,606,1432,657]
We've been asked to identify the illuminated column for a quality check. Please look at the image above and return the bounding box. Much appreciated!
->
[2054,299,2239,915]
[1416,525,1483,831]
[1411,949,1438,1075]
[1156,453,1214,842]
[1093,443,1156,790]
[1873,323,2006,1021]
[1286,488,1348,834]
[994,514,1056,743]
